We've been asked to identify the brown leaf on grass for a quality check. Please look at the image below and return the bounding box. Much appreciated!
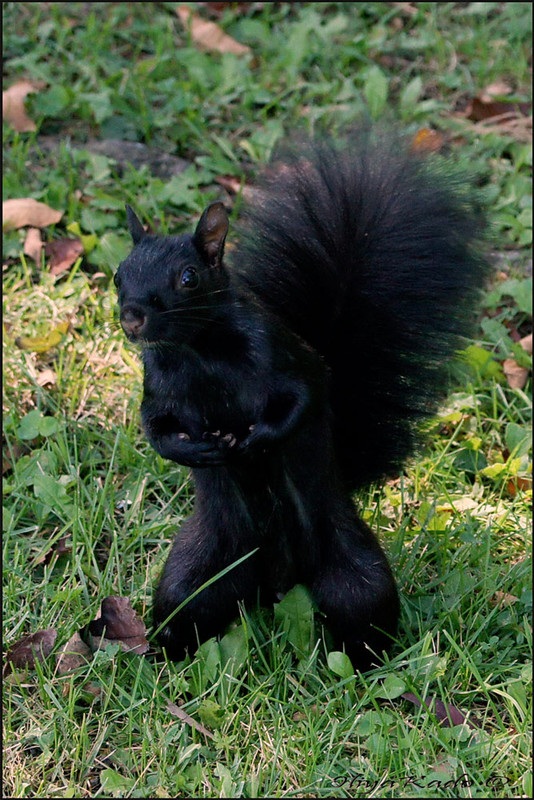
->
[33,535,72,566]
[466,83,531,122]
[468,97,530,122]
[3,198,63,230]
[166,700,215,740]
[23,227,43,263]
[475,114,532,143]
[292,703,318,721]
[502,332,533,390]
[36,368,57,387]
[201,1,255,16]
[55,537,72,556]
[506,476,533,497]
[491,590,519,608]
[87,596,149,654]
[177,4,251,55]
[56,632,92,675]
[402,691,478,728]
[461,82,532,143]
[215,175,244,194]
[2,441,27,474]
[503,358,529,389]
[519,333,532,355]
[3,80,43,132]
[214,175,260,204]
[82,681,103,699]
[411,127,445,154]
[5,628,57,674]
[479,80,513,102]
[45,238,84,276]
[391,2,418,15]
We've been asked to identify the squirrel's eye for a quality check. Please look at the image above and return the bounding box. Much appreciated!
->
[113,271,121,288]
[180,267,199,288]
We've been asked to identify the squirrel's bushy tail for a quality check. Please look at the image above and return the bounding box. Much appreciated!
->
[231,131,490,489]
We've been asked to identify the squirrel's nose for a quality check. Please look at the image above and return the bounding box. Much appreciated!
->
[120,305,146,338]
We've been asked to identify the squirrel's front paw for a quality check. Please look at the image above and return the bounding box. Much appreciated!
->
[236,423,270,455]
[153,431,228,467]
[202,431,237,450]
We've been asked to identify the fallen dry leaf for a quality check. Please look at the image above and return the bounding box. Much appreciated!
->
[392,2,418,15]
[45,237,84,276]
[177,4,251,55]
[215,175,243,194]
[411,127,445,154]
[5,628,57,674]
[519,333,532,355]
[23,227,43,263]
[2,441,27,475]
[506,476,532,497]
[36,368,57,387]
[479,80,512,102]
[3,198,63,230]
[56,632,92,675]
[33,535,72,566]
[491,590,519,608]
[471,113,532,144]
[402,691,478,729]
[292,704,318,720]
[166,700,215,740]
[215,175,265,204]
[202,1,255,16]
[82,681,103,699]
[502,332,533,390]
[3,80,43,132]
[15,320,69,354]
[54,536,71,556]
[87,596,149,654]
[437,497,479,513]
[467,95,531,123]
[503,357,529,389]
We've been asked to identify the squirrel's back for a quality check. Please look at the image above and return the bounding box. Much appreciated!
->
[231,131,490,489]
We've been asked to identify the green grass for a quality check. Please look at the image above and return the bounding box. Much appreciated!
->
[3,2,532,798]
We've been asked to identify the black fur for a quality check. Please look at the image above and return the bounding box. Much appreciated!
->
[115,132,488,670]
[232,132,488,488]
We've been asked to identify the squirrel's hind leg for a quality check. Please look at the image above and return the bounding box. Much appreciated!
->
[153,516,261,660]
[309,504,399,672]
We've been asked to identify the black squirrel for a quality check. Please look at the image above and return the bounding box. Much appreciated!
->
[114,131,488,670]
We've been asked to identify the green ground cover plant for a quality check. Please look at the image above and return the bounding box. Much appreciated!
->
[3,3,532,797]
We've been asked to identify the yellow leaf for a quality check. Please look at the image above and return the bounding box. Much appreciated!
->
[506,457,522,476]
[15,321,69,353]
[439,411,463,424]
[481,463,507,479]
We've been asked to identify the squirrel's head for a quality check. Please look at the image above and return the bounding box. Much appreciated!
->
[114,203,230,347]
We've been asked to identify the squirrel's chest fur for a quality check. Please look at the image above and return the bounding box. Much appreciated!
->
[141,338,270,441]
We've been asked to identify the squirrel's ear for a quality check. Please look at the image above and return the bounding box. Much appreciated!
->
[125,205,147,245]
[193,202,229,268]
